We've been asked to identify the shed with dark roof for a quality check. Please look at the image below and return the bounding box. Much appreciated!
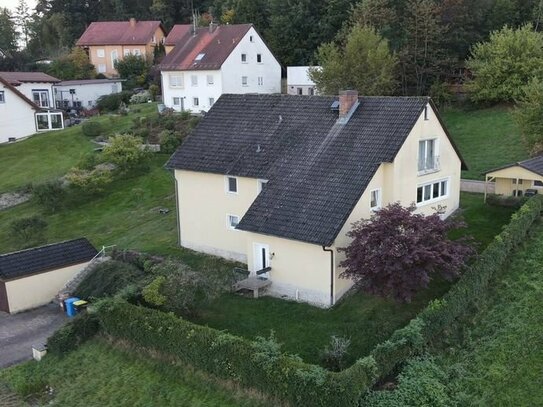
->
[484,155,543,198]
[0,238,97,313]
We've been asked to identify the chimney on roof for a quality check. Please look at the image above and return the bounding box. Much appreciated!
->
[338,90,359,122]
[209,21,218,33]
[129,18,136,27]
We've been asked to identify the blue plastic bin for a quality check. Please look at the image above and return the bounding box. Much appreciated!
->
[64,297,80,318]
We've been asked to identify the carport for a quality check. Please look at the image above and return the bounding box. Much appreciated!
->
[0,238,97,313]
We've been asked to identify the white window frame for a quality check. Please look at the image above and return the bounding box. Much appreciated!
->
[257,179,268,193]
[257,76,263,86]
[169,74,184,88]
[111,50,119,68]
[0,91,4,103]
[193,97,199,107]
[123,49,131,56]
[191,75,198,86]
[173,97,181,106]
[533,180,543,188]
[242,76,248,86]
[418,138,439,174]
[98,64,107,73]
[370,188,382,211]
[32,90,50,108]
[226,214,240,230]
[241,53,247,63]
[35,111,64,132]
[416,177,449,206]
[133,49,141,56]
[97,48,105,58]
[209,97,215,107]
[225,176,238,194]
[207,74,214,85]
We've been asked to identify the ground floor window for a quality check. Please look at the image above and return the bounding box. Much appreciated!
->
[36,111,64,131]
[417,178,448,204]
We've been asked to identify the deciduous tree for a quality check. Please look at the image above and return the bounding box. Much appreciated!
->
[339,203,474,303]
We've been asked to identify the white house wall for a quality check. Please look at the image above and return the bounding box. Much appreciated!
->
[162,70,223,113]
[0,85,37,142]
[14,82,55,108]
[220,27,281,95]
[54,82,122,108]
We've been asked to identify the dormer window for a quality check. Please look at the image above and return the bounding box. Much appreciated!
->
[226,176,238,193]
[195,53,205,61]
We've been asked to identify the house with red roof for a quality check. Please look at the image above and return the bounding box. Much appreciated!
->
[0,72,65,143]
[76,19,166,77]
[159,23,281,113]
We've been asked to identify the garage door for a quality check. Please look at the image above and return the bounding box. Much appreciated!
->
[0,281,8,313]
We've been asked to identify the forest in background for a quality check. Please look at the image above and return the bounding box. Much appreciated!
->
[1,0,543,96]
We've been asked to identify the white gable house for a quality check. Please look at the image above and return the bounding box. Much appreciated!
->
[159,24,281,113]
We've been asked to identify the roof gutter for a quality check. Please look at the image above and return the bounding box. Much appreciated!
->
[322,246,334,307]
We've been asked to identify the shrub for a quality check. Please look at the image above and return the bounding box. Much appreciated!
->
[320,336,351,372]
[47,312,100,355]
[513,78,543,152]
[81,120,102,137]
[74,260,146,299]
[486,194,527,208]
[148,84,159,101]
[158,130,180,153]
[96,91,133,112]
[65,167,113,195]
[32,180,65,212]
[130,90,151,104]
[9,216,47,244]
[102,134,151,173]
[142,276,167,306]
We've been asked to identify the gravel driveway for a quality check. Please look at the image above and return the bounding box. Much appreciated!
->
[0,303,67,368]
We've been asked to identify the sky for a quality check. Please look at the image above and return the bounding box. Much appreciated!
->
[0,0,37,12]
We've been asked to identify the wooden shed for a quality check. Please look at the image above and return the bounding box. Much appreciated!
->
[484,156,543,200]
[0,238,97,313]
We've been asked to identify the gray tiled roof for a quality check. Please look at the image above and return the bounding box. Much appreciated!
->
[485,155,543,177]
[0,238,97,281]
[167,94,447,246]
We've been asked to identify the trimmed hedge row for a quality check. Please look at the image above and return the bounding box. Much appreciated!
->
[96,298,373,406]
[92,196,542,405]
[47,312,100,355]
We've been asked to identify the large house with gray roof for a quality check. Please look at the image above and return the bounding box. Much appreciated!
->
[159,23,281,113]
[167,91,466,307]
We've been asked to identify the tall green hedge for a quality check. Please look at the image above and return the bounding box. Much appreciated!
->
[93,196,542,406]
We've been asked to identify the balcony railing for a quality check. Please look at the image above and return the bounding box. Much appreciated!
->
[418,155,440,174]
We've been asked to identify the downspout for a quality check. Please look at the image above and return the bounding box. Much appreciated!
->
[322,246,334,307]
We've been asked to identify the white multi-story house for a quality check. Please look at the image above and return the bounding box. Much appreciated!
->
[0,72,64,143]
[53,79,123,109]
[287,66,320,95]
[159,23,281,113]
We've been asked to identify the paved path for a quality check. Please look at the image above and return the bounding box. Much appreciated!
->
[0,303,67,368]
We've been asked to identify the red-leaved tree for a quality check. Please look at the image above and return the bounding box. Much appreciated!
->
[339,203,475,303]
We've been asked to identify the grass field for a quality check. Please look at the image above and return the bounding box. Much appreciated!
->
[0,339,274,407]
[0,104,157,194]
[442,106,529,180]
[192,193,515,366]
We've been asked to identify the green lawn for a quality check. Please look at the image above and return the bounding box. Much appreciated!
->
[192,193,515,366]
[0,104,157,194]
[442,106,529,180]
[0,339,273,407]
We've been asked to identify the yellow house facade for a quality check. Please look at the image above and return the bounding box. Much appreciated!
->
[169,92,465,307]
[484,156,543,199]
[76,19,165,78]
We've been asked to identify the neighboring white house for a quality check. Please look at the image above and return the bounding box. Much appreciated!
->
[287,66,320,95]
[159,24,281,113]
[166,91,467,307]
[53,79,123,109]
[0,72,65,143]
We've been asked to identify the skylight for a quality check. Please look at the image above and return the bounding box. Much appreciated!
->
[195,53,205,61]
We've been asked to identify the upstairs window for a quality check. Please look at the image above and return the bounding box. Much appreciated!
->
[191,75,198,86]
[97,48,105,58]
[227,214,240,229]
[257,53,262,63]
[123,49,130,56]
[209,97,215,107]
[32,90,49,108]
[418,139,438,172]
[370,189,381,211]
[169,74,183,88]
[249,35,254,42]
[241,53,247,63]
[0,91,4,103]
[242,76,248,86]
[226,176,238,193]
[207,74,214,85]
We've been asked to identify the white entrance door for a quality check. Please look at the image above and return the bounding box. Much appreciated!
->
[253,243,270,279]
